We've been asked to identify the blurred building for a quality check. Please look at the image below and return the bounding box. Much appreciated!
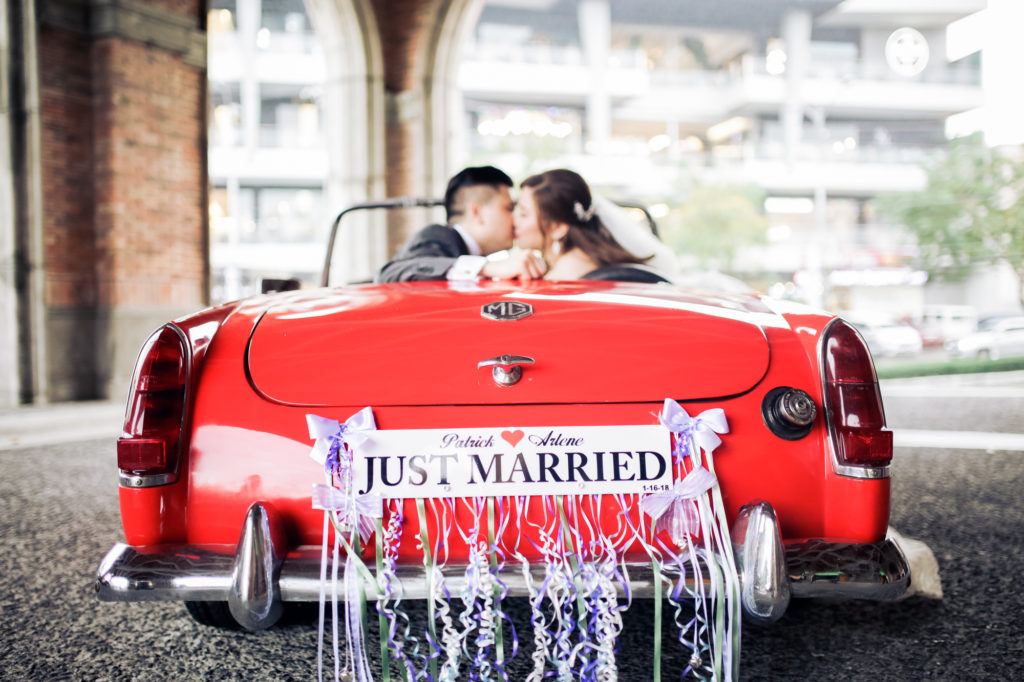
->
[205,0,1002,319]
[207,0,328,302]
[458,0,989,316]
[206,0,991,312]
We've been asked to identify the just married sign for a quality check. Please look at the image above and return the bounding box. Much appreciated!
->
[353,424,673,498]
[305,402,740,682]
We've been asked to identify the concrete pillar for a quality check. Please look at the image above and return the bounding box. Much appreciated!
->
[239,0,261,153]
[0,0,16,406]
[780,9,811,166]
[983,0,1024,146]
[578,0,611,154]
[5,0,47,405]
[224,176,242,301]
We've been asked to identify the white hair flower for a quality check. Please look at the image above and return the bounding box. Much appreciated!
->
[573,201,596,222]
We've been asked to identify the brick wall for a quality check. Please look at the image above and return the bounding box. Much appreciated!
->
[38,27,207,310]
[91,38,206,308]
[38,26,97,309]
[34,0,207,400]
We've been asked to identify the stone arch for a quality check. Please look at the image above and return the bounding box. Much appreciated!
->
[304,0,387,282]
[304,0,485,276]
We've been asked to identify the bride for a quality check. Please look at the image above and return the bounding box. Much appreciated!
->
[513,169,675,282]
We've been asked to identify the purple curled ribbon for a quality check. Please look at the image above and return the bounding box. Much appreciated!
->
[311,483,382,544]
[306,406,376,475]
[659,399,728,461]
[640,465,717,541]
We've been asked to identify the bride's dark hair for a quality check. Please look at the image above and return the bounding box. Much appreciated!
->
[520,169,644,267]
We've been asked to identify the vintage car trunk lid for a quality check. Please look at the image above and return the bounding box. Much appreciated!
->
[246,281,777,406]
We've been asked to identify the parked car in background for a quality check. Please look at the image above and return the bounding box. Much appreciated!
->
[915,305,978,348]
[948,316,1024,360]
[845,313,924,359]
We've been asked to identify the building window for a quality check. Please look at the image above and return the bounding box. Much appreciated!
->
[210,82,242,148]
[258,0,316,53]
[207,0,328,304]
[259,83,322,148]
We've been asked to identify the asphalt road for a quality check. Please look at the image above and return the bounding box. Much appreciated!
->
[2,374,1023,680]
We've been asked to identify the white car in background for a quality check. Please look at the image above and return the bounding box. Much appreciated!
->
[844,314,924,359]
[948,316,1024,360]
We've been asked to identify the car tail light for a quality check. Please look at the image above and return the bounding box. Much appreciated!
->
[117,325,189,484]
[821,320,893,472]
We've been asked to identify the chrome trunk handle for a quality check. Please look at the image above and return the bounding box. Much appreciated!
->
[477,355,535,386]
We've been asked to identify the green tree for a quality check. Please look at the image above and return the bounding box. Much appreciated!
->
[659,184,768,269]
[879,134,1024,302]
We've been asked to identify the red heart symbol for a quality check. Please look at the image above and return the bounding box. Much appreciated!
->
[501,429,524,447]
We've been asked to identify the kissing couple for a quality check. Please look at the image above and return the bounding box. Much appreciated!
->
[375,166,675,284]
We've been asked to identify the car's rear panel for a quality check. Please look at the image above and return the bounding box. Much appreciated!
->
[117,282,890,559]
[246,282,772,405]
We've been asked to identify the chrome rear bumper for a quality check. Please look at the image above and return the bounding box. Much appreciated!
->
[97,501,911,630]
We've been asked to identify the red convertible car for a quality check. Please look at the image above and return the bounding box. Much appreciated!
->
[97,202,910,655]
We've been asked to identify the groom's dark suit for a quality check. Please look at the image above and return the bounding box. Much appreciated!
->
[375,224,470,283]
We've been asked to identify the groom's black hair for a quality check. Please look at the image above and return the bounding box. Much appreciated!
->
[444,166,514,222]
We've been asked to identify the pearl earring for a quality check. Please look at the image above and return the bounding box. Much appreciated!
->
[551,239,562,256]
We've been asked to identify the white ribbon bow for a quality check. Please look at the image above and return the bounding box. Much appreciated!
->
[641,465,717,541]
[306,406,377,469]
[659,398,729,459]
[312,483,382,545]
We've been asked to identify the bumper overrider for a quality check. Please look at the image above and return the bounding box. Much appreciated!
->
[96,501,911,630]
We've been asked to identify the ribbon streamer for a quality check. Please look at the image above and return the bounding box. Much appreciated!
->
[654,398,740,681]
[307,408,378,682]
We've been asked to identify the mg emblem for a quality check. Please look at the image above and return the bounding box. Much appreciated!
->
[481,300,533,321]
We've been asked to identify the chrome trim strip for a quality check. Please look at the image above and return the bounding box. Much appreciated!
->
[832,462,891,479]
[731,501,790,623]
[118,472,176,488]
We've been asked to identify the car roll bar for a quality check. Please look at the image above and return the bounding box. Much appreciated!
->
[321,197,443,287]
[320,196,660,288]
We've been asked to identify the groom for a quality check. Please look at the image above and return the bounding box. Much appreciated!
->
[375,166,544,282]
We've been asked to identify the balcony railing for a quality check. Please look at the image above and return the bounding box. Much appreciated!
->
[741,53,981,87]
[461,43,980,88]
[258,124,323,149]
[749,141,944,165]
[463,43,647,70]
[209,124,324,150]
[208,29,320,57]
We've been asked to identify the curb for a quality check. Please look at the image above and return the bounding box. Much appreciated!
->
[0,401,122,451]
